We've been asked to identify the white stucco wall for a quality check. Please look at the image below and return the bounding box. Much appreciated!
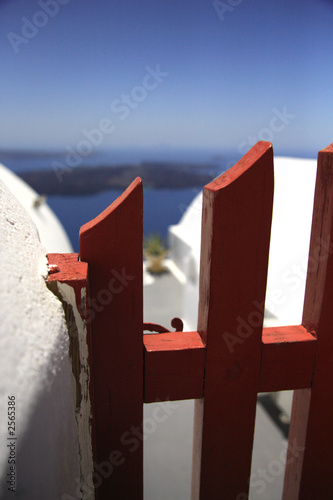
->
[0,179,80,498]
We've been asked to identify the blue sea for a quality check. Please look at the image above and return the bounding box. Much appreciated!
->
[1,148,236,252]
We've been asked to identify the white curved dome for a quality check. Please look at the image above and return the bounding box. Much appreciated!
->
[0,163,73,253]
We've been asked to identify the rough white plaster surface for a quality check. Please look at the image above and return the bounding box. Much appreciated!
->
[0,179,80,498]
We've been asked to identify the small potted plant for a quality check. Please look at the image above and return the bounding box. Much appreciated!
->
[143,233,168,274]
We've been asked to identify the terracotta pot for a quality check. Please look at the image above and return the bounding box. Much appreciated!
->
[145,253,167,274]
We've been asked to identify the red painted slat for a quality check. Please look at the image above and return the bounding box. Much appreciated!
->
[283,144,333,499]
[144,331,205,402]
[80,178,143,500]
[259,325,317,392]
[192,142,274,499]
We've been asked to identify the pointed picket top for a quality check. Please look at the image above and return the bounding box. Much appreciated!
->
[80,176,142,238]
[206,140,273,192]
[80,177,143,500]
[197,141,274,345]
[302,142,333,332]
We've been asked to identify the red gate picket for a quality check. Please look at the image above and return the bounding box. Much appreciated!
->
[48,141,333,499]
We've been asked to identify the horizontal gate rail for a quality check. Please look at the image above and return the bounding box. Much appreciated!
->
[259,325,317,392]
[144,330,205,402]
[143,324,317,403]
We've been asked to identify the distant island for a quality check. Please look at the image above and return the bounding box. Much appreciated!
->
[17,161,220,196]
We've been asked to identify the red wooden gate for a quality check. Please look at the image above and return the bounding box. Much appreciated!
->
[49,141,333,499]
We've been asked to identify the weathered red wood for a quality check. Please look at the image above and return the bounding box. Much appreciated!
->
[144,331,205,402]
[283,144,333,499]
[259,325,317,392]
[47,253,88,312]
[47,252,86,276]
[80,178,143,500]
[192,142,274,499]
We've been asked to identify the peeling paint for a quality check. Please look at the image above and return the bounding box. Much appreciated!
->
[47,280,94,499]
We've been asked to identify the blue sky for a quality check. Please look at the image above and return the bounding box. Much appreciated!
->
[1,0,333,158]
